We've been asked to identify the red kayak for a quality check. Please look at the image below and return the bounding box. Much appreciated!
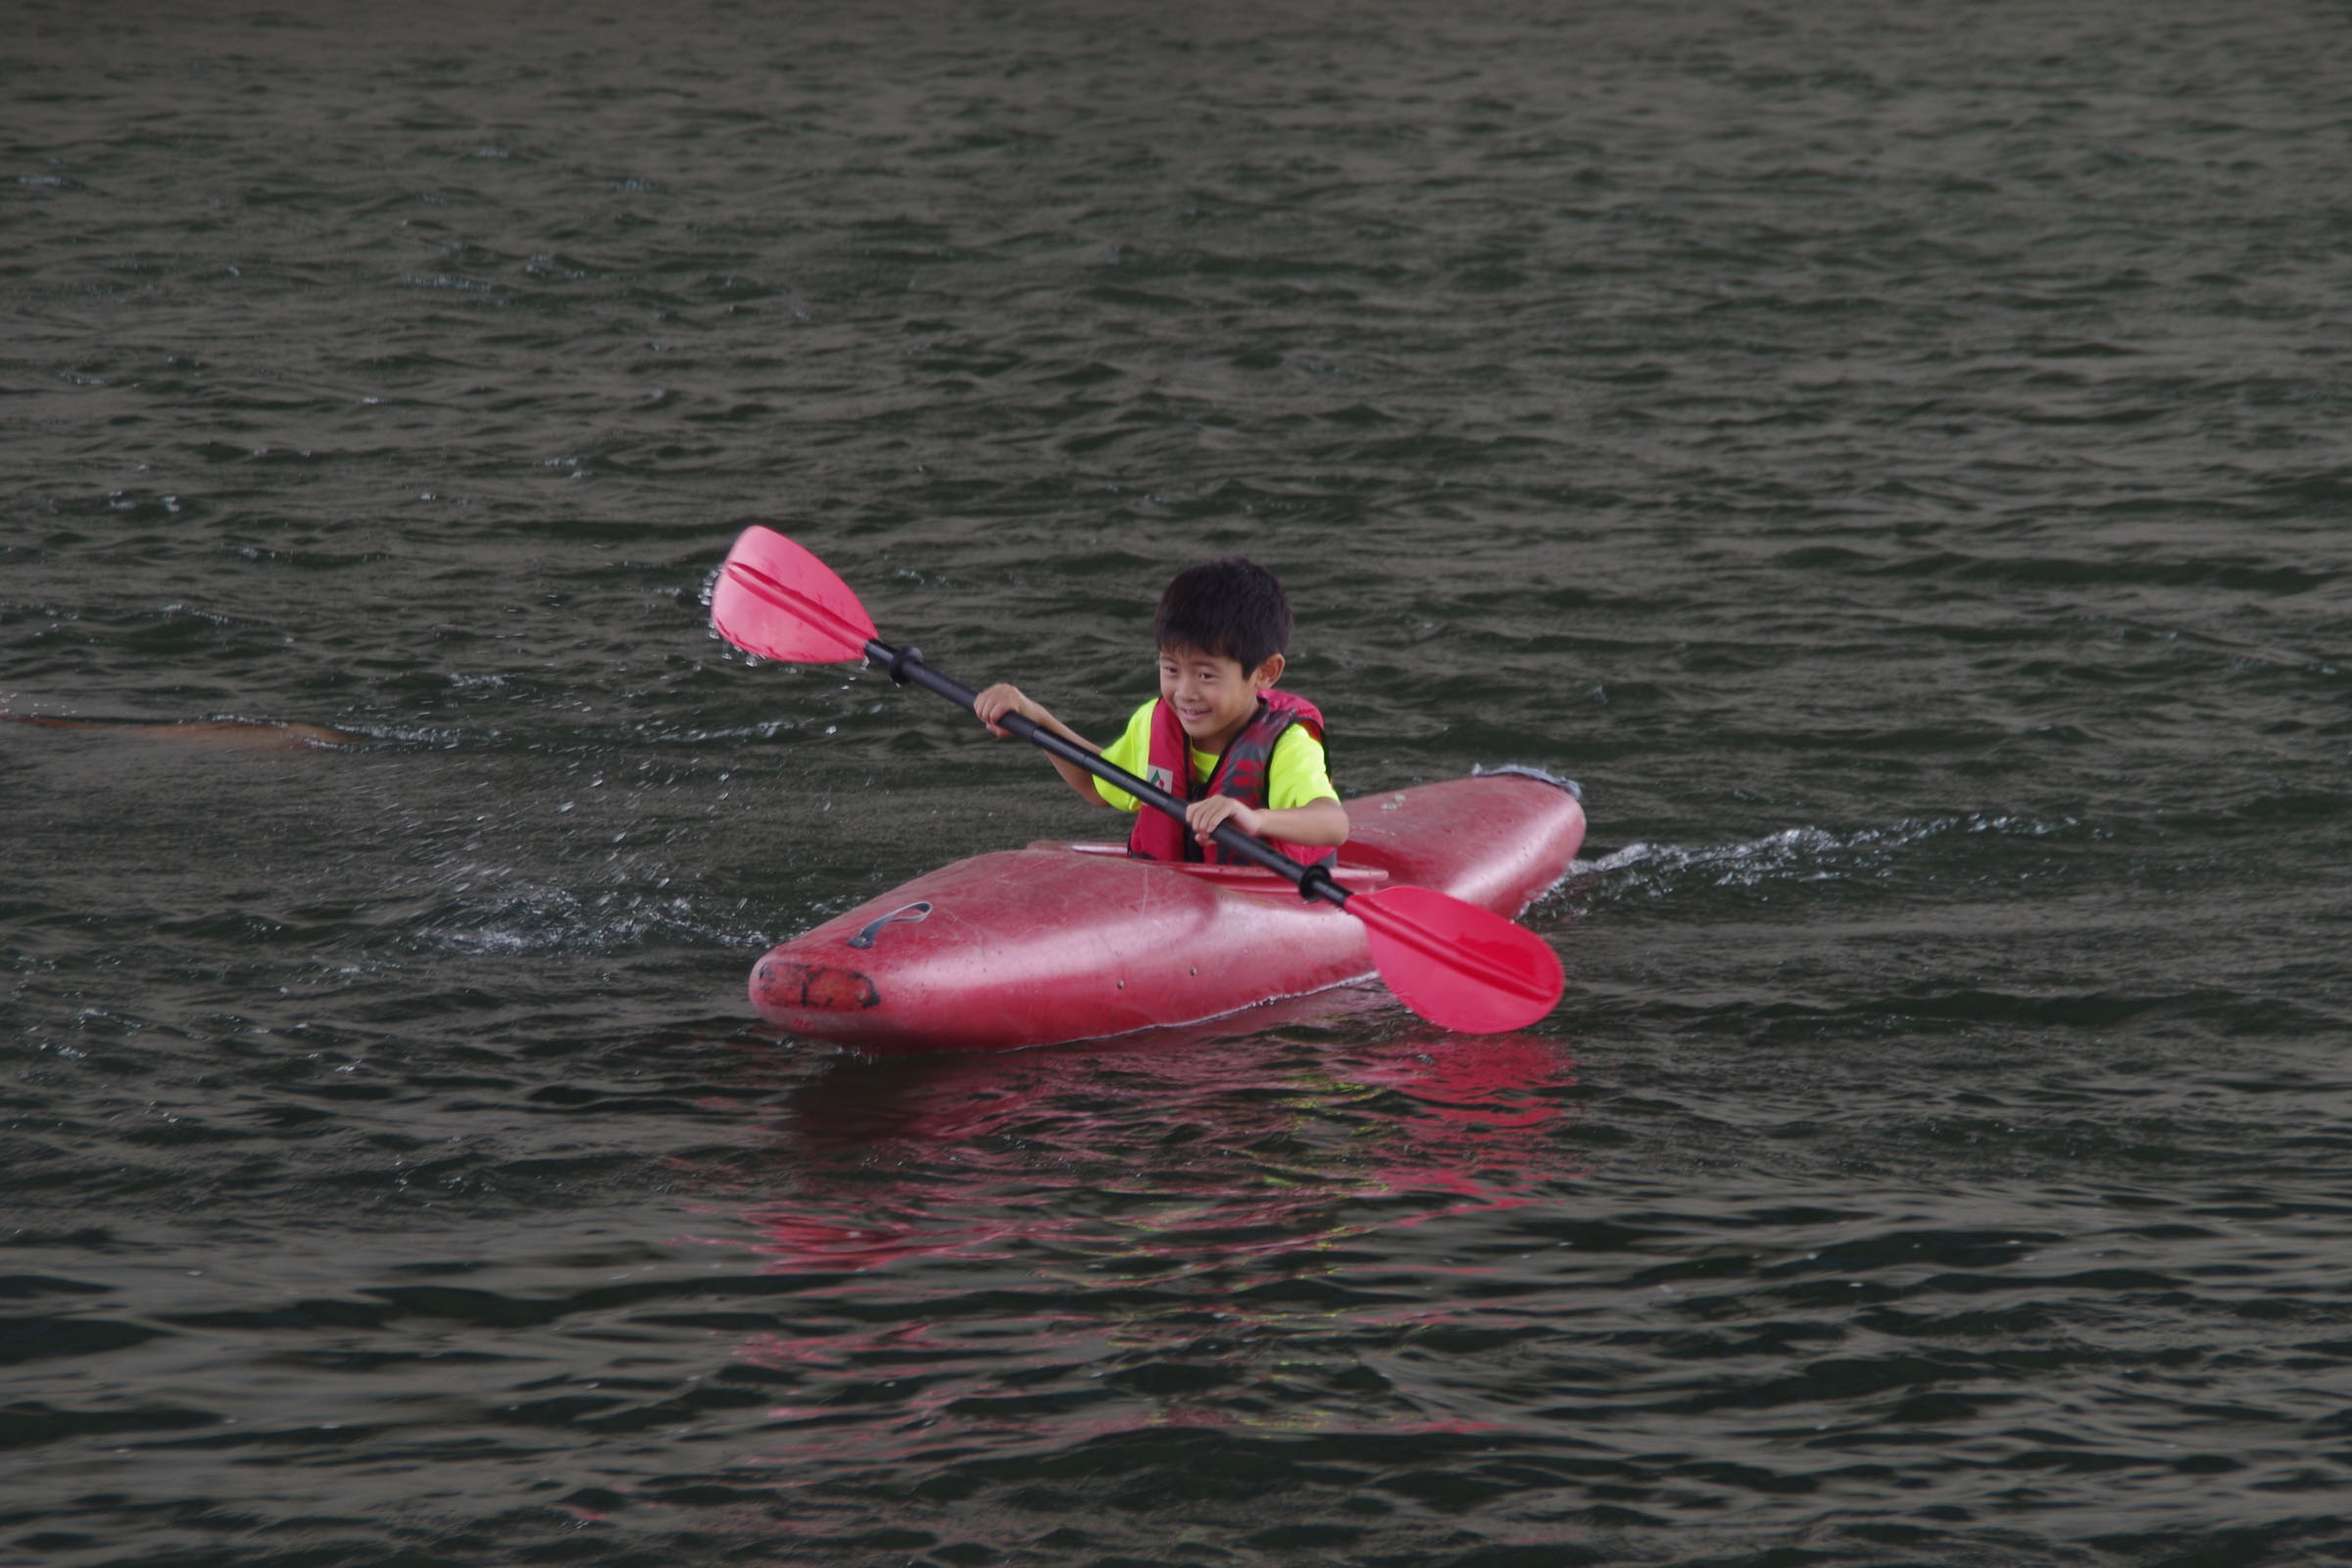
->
[751,772,1585,1053]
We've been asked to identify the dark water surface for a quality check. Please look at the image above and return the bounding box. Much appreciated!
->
[6,2,2351,1563]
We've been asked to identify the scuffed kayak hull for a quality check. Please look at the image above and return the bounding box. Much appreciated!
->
[750,774,1585,1053]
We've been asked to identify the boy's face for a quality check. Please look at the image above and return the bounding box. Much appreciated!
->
[1157,643,1284,751]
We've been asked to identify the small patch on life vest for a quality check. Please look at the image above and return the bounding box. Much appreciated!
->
[1145,764,1174,791]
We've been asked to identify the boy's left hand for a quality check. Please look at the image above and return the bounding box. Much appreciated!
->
[1187,795,1262,845]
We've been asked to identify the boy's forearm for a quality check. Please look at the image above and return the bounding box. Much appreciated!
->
[976,683,1107,806]
[1049,754,1105,806]
[1255,798,1349,847]
[1025,706,1107,805]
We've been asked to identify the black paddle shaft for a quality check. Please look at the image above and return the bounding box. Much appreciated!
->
[866,639,1345,906]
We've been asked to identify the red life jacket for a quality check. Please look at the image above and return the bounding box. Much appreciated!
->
[1127,691,1333,867]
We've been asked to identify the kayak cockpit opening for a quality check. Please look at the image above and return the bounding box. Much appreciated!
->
[1024,841,1389,893]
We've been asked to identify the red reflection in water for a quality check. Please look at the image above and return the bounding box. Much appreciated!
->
[678,1010,1585,1482]
[719,1011,1579,1275]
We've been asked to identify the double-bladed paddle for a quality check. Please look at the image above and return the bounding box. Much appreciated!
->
[710,525,1564,1033]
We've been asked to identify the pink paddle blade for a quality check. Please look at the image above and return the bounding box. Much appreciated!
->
[1348,884,1564,1034]
[710,525,879,663]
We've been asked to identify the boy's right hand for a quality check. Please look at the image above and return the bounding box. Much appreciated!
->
[972,683,1036,739]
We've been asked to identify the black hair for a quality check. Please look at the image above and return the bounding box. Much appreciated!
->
[1153,557,1294,673]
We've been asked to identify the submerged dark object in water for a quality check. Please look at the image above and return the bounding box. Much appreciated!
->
[1,712,352,751]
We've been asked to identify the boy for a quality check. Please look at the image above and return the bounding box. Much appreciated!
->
[973,558,1348,863]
